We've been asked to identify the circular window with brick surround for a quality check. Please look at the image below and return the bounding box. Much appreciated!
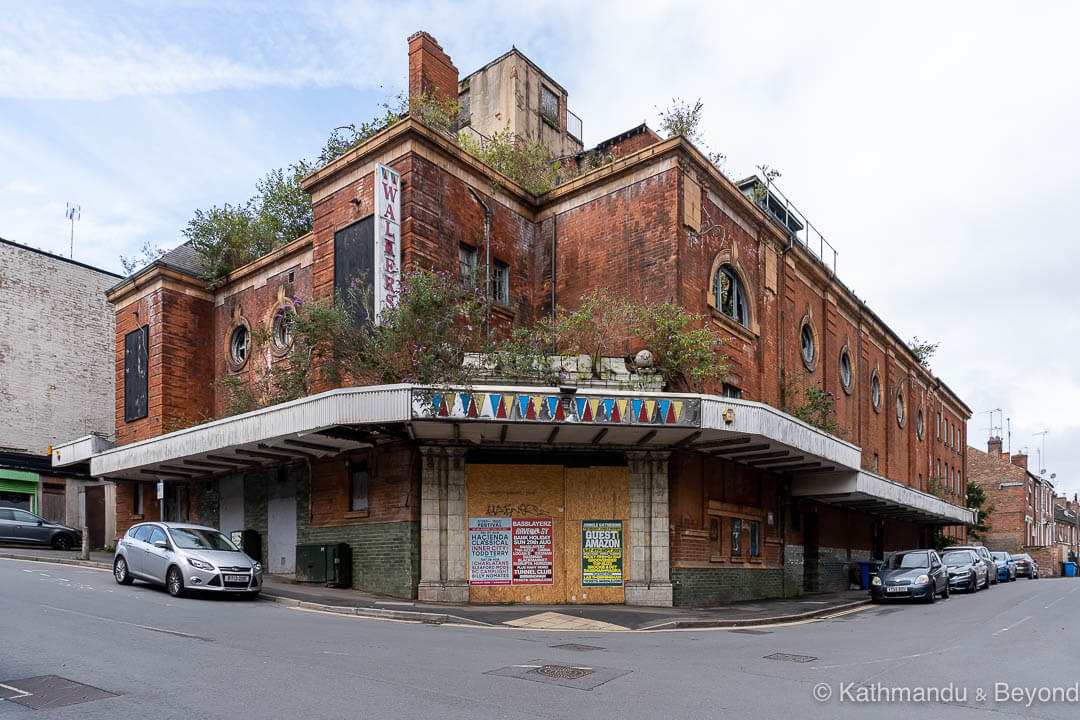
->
[871,371,882,412]
[271,306,294,352]
[800,322,816,370]
[917,407,925,439]
[225,320,251,371]
[896,391,905,427]
[839,348,853,394]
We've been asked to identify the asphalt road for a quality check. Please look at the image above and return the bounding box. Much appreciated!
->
[2,557,1079,719]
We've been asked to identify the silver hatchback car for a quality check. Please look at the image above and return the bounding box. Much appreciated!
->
[113,522,262,598]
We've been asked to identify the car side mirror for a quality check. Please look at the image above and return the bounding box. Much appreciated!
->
[154,540,168,550]
[37,521,43,526]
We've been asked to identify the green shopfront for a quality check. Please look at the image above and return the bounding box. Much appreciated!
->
[0,469,39,512]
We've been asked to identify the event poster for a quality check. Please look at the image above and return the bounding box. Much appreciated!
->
[511,517,554,585]
[469,517,553,585]
[581,520,623,587]
[468,517,512,585]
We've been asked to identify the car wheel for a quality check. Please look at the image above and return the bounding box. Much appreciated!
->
[166,566,185,598]
[52,534,73,551]
[113,556,134,585]
[942,583,950,599]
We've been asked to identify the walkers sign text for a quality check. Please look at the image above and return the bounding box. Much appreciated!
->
[374,163,401,320]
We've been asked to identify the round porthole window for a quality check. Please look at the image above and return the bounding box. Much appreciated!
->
[271,307,292,350]
[800,323,816,368]
[896,392,905,426]
[839,350,853,392]
[229,325,250,367]
[917,408,925,439]
[871,373,882,412]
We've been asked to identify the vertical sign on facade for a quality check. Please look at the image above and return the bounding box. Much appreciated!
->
[468,517,512,585]
[373,163,401,320]
[581,520,623,586]
[512,517,554,584]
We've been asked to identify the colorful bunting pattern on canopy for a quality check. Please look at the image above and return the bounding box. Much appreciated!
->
[412,390,700,427]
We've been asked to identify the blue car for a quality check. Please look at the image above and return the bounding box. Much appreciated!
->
[990,551,1017,582]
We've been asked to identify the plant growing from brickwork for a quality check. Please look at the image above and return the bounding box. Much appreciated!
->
[628,299,730,392]
[966,480,994,542]
[458,125,561,195]
[907,335,939,370]
[780,373,841,435]
[216,374,257,416]
[184,161,314,289]
[658,97,705,145]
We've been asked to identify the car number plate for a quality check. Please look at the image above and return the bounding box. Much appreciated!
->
[224,574,248,583]
[886,585,907,593]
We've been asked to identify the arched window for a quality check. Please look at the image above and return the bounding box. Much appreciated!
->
[713,265,748,326]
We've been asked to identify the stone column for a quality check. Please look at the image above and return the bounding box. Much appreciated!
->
[625,451,673,607]
[417,447,469,603]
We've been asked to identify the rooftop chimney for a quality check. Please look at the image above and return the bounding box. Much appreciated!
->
[1011,452,1028,470]
[408,32,459,107]
[987,436,1002,456]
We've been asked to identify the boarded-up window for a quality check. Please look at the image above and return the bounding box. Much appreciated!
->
[124,326,149,422]
[540,85,559,126]
[334,215,374,324]
[350,460,369,512]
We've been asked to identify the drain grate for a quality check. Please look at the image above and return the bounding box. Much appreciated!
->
[729,629,772,635]
[764,652,817,663]
[550,643,604,652]
[1,676,117,710]
[532,665,593,680]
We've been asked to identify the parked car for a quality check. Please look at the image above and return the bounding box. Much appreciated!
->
[943,545,998,585]
[941,549,989,592]
[990,551,1017,582]
[1011,553,1039,579]
[113,522,262,598]
[0,507,82,550]
[871,549,950,603]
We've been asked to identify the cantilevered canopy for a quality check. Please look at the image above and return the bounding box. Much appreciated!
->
[791,471,975,525]
[54,384,971,525]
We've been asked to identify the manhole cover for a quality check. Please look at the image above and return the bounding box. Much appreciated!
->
[764,652,817,663]
[533,665,593,679]
[729,629,772,635]
[550,643,604,652]
[1,676,117,710]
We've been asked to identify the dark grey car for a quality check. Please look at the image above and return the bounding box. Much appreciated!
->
[942,545,998,586]
[0,507,81,550]
[870,549,950,603]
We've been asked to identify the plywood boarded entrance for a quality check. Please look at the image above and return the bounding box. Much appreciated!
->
[466,463,629,604]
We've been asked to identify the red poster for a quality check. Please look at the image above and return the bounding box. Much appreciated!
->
[512,517,554,585]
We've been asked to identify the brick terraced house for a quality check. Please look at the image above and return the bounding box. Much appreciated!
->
[52,32,973,605]
[967,436,1073,575]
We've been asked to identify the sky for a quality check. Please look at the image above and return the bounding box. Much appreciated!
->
[2,1,1078,496]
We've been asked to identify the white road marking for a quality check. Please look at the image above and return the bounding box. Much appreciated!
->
[40,604,209,641]
[992,615,1032,636]
[21,569,32,573]
[811,644,962,670]
[1044,596,1065,609]
[0,682,32,699]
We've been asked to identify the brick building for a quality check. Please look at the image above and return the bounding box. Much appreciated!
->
[967,436,1068,575]
[53,32,972,605]
[0,237,120,546]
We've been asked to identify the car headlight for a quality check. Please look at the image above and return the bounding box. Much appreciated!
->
[187,558,214,571]
[252,562,263,573]
[914,574,930,585]
[871,576,881,586]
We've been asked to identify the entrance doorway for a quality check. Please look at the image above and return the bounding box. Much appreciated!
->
[465,463,629,604]
[85,485,105,549]
[267,470,296,575]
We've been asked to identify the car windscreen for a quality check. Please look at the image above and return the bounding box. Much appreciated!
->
[169,528,239,552]
[991,552,1009,561]
[885,552,929,569]
[942,552,973,566]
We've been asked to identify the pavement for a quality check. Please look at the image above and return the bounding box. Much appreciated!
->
[0,544,868,631]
